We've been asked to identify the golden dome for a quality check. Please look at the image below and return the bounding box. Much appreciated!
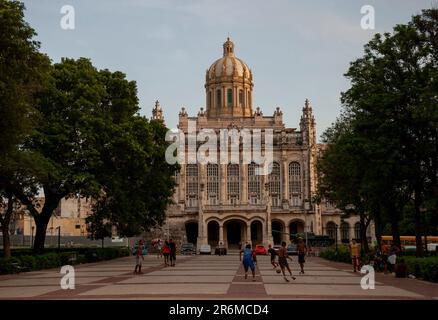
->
[205,38,254,118]
[207,37,252,81]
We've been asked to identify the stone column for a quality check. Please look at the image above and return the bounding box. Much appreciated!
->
[219,224,224,244]
[264,183,273,246]
[197,183,206,249]
[241,163,248,205]
[282,156,288,205]
[220,164,227,205]
[246,223,251,245]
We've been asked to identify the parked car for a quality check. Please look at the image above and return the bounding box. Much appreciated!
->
[199,244,212,255]
[254,244,267,255]
[180,243,196,255]
[287,243,298,256]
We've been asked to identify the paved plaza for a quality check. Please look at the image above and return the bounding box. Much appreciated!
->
[0,254,437,299]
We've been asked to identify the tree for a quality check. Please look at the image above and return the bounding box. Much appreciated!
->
[11,58,129,252]
[333,8,438,256]
[11,57,178,252]
[86,117,178,238]
[0,0,50,257]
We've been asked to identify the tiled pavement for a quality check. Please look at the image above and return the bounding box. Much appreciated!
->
[0,254,436,299]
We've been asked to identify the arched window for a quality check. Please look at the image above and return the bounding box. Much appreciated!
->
[207,164,219,205]
[227,164,240,204]
[227,88,233,107]
[216,89,222,108]
[186,164,198,207]
[341,222,350,243]
[248,163,261,204]
[326,222,336,240]
[268,162,281,207]
[239,89,244,107]
[354,222,361,241]
[288,162,302,206]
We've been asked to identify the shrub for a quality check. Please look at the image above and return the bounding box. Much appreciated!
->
[0,247,130,275]
[404,256,438,283]
[320,245,351,263]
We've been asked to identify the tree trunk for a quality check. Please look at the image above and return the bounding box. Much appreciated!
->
[359,214,369,253]
[389,207,401,250]
[1,193,14,259]
[374,206,383,249]
[32,197,60,253]
[1,225,11,259]
[414,183,424,257]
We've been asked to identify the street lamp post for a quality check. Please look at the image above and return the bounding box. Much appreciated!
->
[56,226,61,251]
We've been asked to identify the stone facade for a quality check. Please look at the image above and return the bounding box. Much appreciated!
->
[152,38,373,250]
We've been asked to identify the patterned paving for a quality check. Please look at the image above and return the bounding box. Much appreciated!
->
[0,254,435,299]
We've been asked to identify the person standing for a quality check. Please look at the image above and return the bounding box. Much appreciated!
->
[162,240,171,266]
[169,238,177,267]
[278,241,296,282]
[240,244,256,281]
[252,245,257,265]
[297,238,307,274]
[268,244,278,269]
[350,239,361,272]
[134,240,145,274]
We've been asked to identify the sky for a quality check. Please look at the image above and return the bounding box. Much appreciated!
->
[21,0,434,140]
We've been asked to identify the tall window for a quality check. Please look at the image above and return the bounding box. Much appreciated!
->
[208,91,212,109]
[268,162,281,207]
[216,89,222,108]
[289,162,302,206]
[207,164,219,205]
[326,222,336,240]
[354,223,361,241]
[227,164,240,204]
[341,222,350,243]
[227,88,233,107]
[248,163,261,204]
[186,164,198,207]
[239,89,244,107]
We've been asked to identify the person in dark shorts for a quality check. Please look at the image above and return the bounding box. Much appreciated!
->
[297,238,307,274]
[278,241,296,282]
[240,244,256,281]
[268,244,278,269]
[162,240,170,266]
[169,238,177,267]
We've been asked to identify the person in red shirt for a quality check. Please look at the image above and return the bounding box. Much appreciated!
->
[134,240,145,274]
[162,240,171,266]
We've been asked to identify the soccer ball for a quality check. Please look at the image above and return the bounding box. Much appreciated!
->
[276,269,281,274]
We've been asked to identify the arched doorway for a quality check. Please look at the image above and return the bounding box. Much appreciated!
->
[224,220,245,249]
[289,220,304,234]
[185,222,198,245]
[250,220,263,245]
[207,221,219,247]
[271,220,284,245]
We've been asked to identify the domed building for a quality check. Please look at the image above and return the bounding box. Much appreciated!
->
[151,38,373,250]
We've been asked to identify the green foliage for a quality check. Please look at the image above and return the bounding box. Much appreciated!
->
[319,246,352,264]
[317,9,438,253]
[404,256,438,282]
[0,247,130,274]
[0,0,50,155]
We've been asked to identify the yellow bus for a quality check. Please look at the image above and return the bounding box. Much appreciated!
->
[381,235,438,250]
